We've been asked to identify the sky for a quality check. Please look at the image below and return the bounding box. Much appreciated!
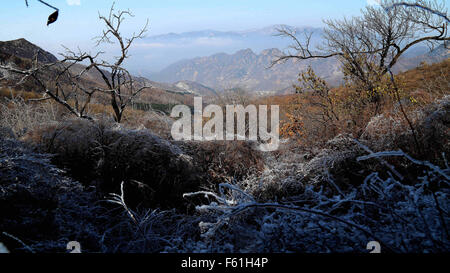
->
[1,1,383,49]
[1,0,448,73]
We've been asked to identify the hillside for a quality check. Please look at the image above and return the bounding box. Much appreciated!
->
[0,39,218,110]
[152,48,342,92]
[174,80,218,96]
[262,58,450,111]
[0,60,448,253]
[0,38,57,64]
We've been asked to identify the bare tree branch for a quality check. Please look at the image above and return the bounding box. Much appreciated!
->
[386,1,450,22]
[3,4,152,123]
[273,0,448,109]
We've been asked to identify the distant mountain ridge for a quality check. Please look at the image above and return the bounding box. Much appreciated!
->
[149,45,449,93]
[148,25,322,40]
[131,24,324,74]
[150,47,342,92]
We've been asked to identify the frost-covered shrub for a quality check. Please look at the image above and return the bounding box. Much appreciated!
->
[130,110,174,139]
[414,95,450,164]
[2,95,447,253]
[2,124,448,253]
[361,114,406,150]
[300,135,366,187]
[0,137,103,252]
[234,135,369,202]
[98,182,205,253]
[0,135,204,253]
[26,119,205,209]
[0,126,14,139]
[178,140,264,186]
[361,96,449,164]
[182,150,449,253]
[236,142,307,202]
[0,96,60,138]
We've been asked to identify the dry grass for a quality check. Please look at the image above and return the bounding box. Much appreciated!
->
[0,95,62,138]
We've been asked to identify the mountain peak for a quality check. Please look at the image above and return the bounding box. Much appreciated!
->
[0,38,58,64]
[261,48,282,56]
[236,48,255,56]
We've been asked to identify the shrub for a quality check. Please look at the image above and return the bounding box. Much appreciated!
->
[178,140,265,187]
[0,134,203,253]
[25,119,205,209]
[0,96,61,138]
[123,110,174,139]
[181,149,449,253]
[0,136,104,253]
[361,95,449,165]
[414,95,450,165]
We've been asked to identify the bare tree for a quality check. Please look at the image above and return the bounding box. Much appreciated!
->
[1,4,150,123]
[274,0,448,103]
[0,56,96,120]
[273,0,448,153]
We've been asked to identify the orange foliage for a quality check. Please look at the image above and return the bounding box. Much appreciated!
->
[256,59,450,145]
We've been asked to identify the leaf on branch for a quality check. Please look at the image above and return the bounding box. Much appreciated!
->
[47,10,59,26]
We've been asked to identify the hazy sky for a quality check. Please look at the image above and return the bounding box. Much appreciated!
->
[2,0,448,73]
[1,1,387,51]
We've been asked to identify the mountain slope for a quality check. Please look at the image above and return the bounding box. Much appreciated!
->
[150,45,449,93]
[0,38,58,64]
[174,80,218,96]
[0,38,216,110]
[151,48,342,92]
